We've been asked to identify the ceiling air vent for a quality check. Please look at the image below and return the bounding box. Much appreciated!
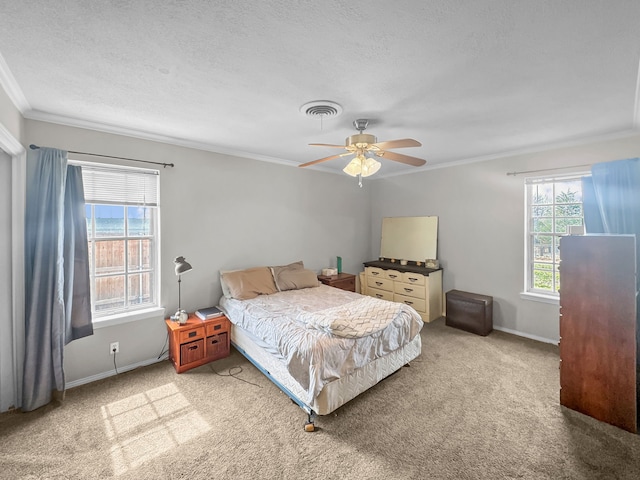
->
[300,100,343,118]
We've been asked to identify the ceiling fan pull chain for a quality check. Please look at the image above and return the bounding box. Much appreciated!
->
[358,174,363,188]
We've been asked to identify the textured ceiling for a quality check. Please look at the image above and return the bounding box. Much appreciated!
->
[1,1,639,177]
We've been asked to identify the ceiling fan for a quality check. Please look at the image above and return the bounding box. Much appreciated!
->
[298,119,426,179]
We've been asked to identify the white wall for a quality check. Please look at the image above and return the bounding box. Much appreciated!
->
[25,119,372,385]
[0,83,25,412]
[0,149,13,409]
[11,113,640,391]
[370,133,640,343]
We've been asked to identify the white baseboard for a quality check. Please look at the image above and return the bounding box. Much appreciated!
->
[493,325,558,345]
[65,356,167,390]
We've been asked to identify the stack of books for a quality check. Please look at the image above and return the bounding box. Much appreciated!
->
[195,306,224,320]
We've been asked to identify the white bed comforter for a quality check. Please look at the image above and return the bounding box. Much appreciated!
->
[219,285,423,404]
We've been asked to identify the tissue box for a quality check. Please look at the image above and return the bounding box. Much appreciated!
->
[322,268,338,276]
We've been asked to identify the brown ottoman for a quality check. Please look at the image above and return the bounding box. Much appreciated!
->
[445,290,493,336]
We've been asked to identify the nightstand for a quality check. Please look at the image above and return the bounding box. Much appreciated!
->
[165,314,231,373]
[317,272,356,292]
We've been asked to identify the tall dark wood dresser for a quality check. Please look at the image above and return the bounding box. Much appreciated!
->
[559,234,638,433]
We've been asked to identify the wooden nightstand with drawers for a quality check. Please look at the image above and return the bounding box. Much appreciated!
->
[165,314,231,373]
[317,272,356,292]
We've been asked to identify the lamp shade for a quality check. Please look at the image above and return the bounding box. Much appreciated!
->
[361,157,381,177]
[343,155,381,178]
[174,256,193,275]
[343,157,362,177]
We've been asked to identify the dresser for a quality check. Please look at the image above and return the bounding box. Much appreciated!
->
[559,235,638,433]
[362,260,443,322]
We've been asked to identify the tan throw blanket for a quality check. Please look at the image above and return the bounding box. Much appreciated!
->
[296,296,411,338]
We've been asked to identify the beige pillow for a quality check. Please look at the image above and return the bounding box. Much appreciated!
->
[271,261,302,291]
[272,267,319,291]
[221,267,278,300]
[270,261,303,289]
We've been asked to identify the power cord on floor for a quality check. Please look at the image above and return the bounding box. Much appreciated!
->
[157,331,169,360]
[209,364,262,388]
[113,350,119,375]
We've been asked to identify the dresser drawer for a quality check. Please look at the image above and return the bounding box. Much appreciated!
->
[178,326,205,343]
[205,318,228,336]
[367,276,394,291]
[384,269,402,281]
[180,339,204,365]
[368,287,394,301]
[402,271,426,286]
[206,332,228,358]
[394,293,427,313]
[394,282,426,299]
[365,266,385,278]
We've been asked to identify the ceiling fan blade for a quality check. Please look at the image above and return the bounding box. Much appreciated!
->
[309,143,346,148]
[371,138,422,150]
[377,150,426,167]
[298,152,352,168]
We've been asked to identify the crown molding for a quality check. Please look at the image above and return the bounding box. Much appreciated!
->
[377,128,640,179]
[0,51,30,113]
[24,109,300,168]
[24,107,640,180]
[0,122,24,156]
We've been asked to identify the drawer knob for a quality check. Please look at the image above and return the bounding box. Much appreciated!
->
[404,287,413,292]
[408,277,418,283]
[188,331,197,338]
[210,339,218,344]
[214,324,221,330]
[389,274,397,279]
[372,272,379,276]
[375,281,383,286]
[376,294,383,298]
[404,300,413,305]
[188,345,198,351]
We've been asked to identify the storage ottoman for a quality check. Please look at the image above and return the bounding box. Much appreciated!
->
[445,290,493,336]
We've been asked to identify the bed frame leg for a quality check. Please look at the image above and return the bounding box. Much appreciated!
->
[304,412,316,432]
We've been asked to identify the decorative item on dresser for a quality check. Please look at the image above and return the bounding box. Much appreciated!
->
[559,234,638,433]
[165,314,231,373]
[317,272,356,292]
[363,260,443,322]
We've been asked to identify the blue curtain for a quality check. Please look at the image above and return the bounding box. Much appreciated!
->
[588,158,640,234]
[582,157,640,289]
[580,176,605,233]
[23,148,93,412]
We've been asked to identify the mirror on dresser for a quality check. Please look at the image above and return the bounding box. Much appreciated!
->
[380,215,438,262]
[362,216,443,322]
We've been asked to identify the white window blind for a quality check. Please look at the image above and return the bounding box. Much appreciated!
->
[78,163,159,206]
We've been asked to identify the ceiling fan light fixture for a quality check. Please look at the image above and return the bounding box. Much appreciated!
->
[343,157,362,177]
[342,155,381,178]
[361,157,381,177]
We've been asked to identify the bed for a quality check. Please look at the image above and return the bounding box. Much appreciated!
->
[218,261,424,429]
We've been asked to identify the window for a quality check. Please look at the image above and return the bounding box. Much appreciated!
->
[525,175,585,296]
[77,162,160,319]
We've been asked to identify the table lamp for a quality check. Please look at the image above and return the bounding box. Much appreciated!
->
[173,256,193,324]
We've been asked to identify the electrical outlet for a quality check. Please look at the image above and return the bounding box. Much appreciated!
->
[110,342,119,355]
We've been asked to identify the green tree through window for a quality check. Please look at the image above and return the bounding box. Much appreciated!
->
[526,176,584,294]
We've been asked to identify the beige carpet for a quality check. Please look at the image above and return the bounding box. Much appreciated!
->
[2,318,640,480]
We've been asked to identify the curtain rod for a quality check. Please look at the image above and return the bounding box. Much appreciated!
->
[29,144,174,168]
[506,163,591,176]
